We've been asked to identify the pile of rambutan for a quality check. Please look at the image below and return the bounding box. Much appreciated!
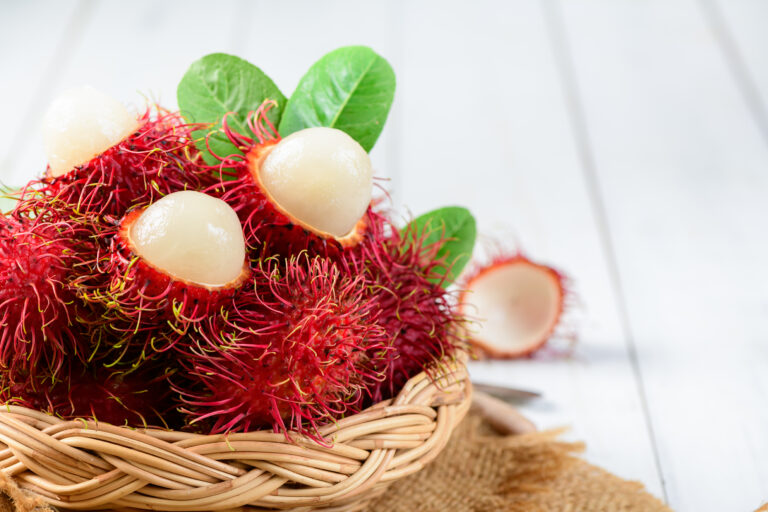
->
[0,47,476,441]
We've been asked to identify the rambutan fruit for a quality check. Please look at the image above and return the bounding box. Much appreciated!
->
[351,213,466,402]
[0,214,91,377]
[15,86,211,220]
[0,359,177,429]
[210,102,372,256]
[43,86,140,178]
[460,254,567,358]
[75,190,249,361]
[176,255,388,440]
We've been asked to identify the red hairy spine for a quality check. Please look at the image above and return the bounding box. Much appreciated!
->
[14,108,214,221]
[206,101,366,257]
[0,215,92,377]
[177,255,388,442]
[349,212,466,402]
[74,208,249,364]
[0,360,177,428]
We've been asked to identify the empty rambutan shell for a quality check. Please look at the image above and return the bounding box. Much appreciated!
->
[76,191,249,358]
[16,86,212,220]
[0,215,92,376]
[177,255,388,440]
[211,102,371,256]
[461,255,566,358]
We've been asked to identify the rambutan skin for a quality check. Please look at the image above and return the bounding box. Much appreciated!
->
[459,253,568,359]
[0,359,178,429]
[349,212,467,402]
[176,255,388,440]
[207,104,366,258]
[14,108,215,221]
[0,215,93,377]
[74,208,250,363]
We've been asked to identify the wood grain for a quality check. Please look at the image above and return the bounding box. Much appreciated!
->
[0,1,766,508]
[558,0,768,509]
[396,0,662,495]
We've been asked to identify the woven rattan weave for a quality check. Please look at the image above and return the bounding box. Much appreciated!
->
[0,364,470,511]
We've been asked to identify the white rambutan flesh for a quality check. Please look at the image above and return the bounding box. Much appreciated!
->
[42,86,139,177]
[259,127,373,237]
[464,256,565,358]
[130,191,246,287]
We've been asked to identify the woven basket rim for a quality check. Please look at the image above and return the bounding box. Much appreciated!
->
[0,361,471,511]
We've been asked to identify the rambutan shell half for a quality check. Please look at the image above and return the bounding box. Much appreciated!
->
[461,255,565,358]
[258,127,373,238]
[210,105,368,256]
[42,86,139,177]
[17,104,212,222]
[74,193,250,358]
[245,140,368,249]
[115,199,250,313]
[129,191,248,287]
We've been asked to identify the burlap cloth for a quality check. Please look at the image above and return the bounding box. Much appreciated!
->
[366,414,672,512]
[0,411,680,512]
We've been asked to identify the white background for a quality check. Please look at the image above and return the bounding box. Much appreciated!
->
[1,1,767,510]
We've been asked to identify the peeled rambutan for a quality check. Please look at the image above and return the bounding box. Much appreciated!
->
[75,190,249,362]
[176,255,388,440]
[208,101,372,257]
[460,254,567,358]
[0,359,177,428]
[15,86,212,221]
[0,214,91,377]
[350,212,466,402]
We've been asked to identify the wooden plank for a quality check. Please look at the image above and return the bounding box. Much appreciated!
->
[558,0,768,509]
[7,0,242,186]
[707,0,768,105]
[0,0,85,185]
[398,0,662,494]
[703,0,768,145]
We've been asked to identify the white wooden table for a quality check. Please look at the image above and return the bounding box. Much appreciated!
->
[1,1,767,510]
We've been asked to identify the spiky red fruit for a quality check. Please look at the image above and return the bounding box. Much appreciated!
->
[75,192,249,363]
[350,213,466,402]
[0,215,91,376]
[15,107,212,221]
[209,102,370,257]
[177,256,388,440]
[0,360,177,428]
[460,254,566,358]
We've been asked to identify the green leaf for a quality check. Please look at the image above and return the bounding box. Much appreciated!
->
[177,53,286,165]
[279,46,395,152]
[408,206,477,287]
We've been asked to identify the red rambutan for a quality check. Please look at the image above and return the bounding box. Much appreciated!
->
[350,212,467,402]
[0,359,177,428]
[75,190,250,362]
[0,214,92,377]
[15,86,212,221]
[460,253,567,358]
[208,101,372,257]
[177,255,388,440]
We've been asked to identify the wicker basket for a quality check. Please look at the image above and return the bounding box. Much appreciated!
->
[0,363,470,511]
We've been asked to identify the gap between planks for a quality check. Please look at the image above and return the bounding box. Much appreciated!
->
[697,0,768,151]
[540,0,669,503]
